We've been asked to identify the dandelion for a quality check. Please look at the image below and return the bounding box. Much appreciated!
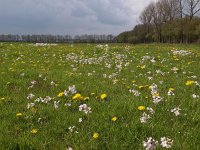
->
[93,132,99,139]
[31,128,38,134]
[185,80,195,86]
[16,112,23,117]
[160,137,173,148]
[72,93,83,100]
[111,116,118,122]
[143,137,158,150]
[138,106,145,111]
[58,92,64,97]
[100,93,107,100]
[83,97,89,101]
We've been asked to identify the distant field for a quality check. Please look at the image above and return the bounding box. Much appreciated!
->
[0,43,199,150]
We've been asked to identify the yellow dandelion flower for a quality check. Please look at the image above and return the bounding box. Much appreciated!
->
[111,116,117,122]
[169,88,175,91]
[138,106,145,111]
[100,93,107,100]
[132,80,136,83]
[186,80,195,86]
[93,132,99,139]
[1,97,5,100]
[16,112,23,117]
[83,97,89,101]
[31,129,38,134]
[72,93,82,100]
[139,86,144,89]
[58,92,64,97]
[140,65,146,69]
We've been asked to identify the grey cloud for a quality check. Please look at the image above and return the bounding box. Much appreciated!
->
[0,0,156,35]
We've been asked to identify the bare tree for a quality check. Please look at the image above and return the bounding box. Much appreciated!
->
[185,0,200,20]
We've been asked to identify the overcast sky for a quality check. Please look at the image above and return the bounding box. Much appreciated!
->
[0,0,156,36]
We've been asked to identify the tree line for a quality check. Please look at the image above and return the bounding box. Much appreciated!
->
[116,0,200,43]
[0,34,115,43]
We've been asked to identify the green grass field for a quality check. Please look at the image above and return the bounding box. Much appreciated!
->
[0,43,199,150]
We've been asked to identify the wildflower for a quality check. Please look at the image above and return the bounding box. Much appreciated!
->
[160,137,173,148]
[50,81,55,85]
[93,132,99,139]
[171,107,181,116]
[192,94,199,99]
[78,118,83,123]
[68,85,77,94]
[100,93,107,100]
[31,128,38,134]
[140,112,150,123]
[150,83,162,104]
[68,126,76,132]
[84,97,89,101]
[138,106,145,111]
[185,80,195,86]
[27,93,35,99]
[54,101,59,109]
[27,102,35,109]
[147,107,155,114]
[143,137,158,150]
[1,97,5,100]
[58,92,64,97]
[139,85,144,89]
[72,93,83,100]
[66,146,73,150]
[64,90,69,97]
[64,103,72,107]
[167,89,175,96]
[16,112,23,117]
[79,104,92,114]
[129,89,141,96]
[111,116,118,122]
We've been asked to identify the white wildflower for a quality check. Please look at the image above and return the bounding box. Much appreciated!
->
[78,118,83,123]
[68,85,77,94]
[143,137,158,150]
[27,102,35,109]
[160,137,173,148]
[79,104,92,114]
[129,89,141,96]
[50,81,55,85]
[140,112,150,123]
[167,90,175,96]
[27,93,35,99]
[192,94,199,99]
[64,103,71,107]
[147,107,155,114]
[54,101,59,109]
[171,107,181,116]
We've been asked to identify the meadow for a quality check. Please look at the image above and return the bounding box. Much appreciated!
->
[0,43,199,150]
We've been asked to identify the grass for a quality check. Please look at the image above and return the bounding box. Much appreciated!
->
[0,42,199,150]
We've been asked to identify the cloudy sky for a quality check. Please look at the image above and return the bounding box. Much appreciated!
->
[0,0,156,36]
